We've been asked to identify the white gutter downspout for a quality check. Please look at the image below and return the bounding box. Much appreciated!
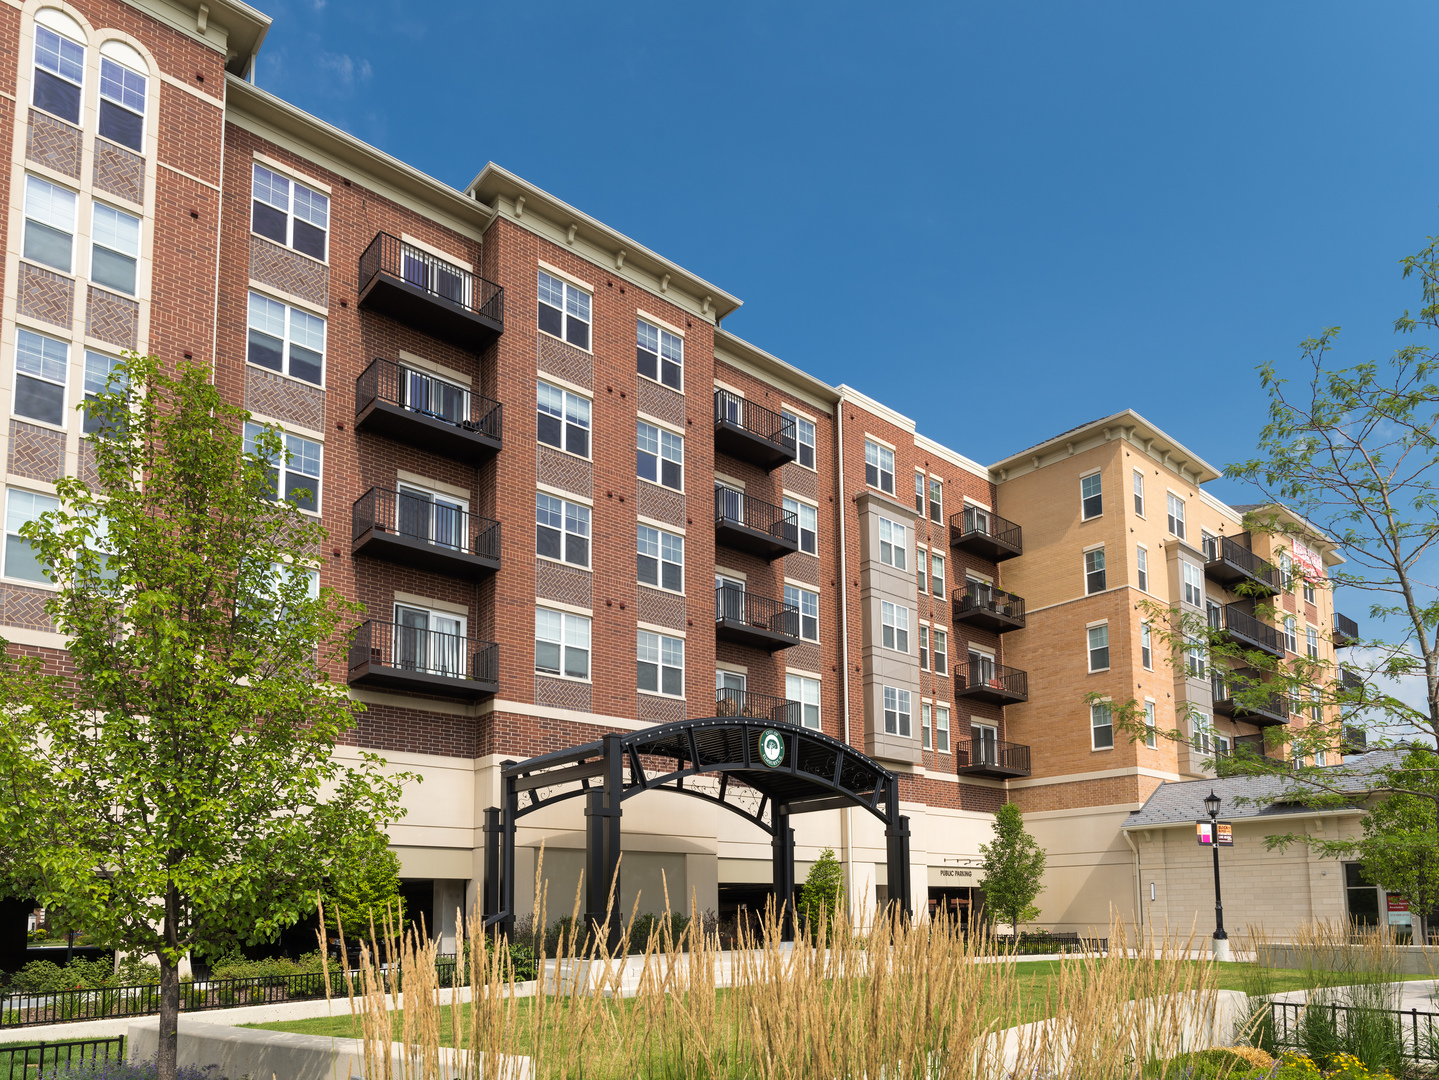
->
[1122,829,1143,927]
[835,392,855,924]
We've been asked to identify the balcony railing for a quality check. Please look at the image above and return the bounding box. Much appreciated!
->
[355,358,502,461]
[713,389,797,470]
[357,232,504,351]
[952,583,1026,633]
[1340,666,1364,691]
[1217,735,1286,774]
[348,619,498,699]
[1220,604,1284,658]
[954,662,1028,704]
[949,506,1022,562]
[1211,671,1290,726]
[955,738,1031,778]
[714,486,800,561]
[1342,725,1369,754]
[714,585,800,652]
[352,488,500,580]
[714,686,800,726]
[1202,534,1280,595]
[1333,612,1360,648]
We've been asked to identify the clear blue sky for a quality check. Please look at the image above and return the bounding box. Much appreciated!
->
[254,1,1439,505]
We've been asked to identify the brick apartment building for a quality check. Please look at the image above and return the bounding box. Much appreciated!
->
[0,0,1371,950]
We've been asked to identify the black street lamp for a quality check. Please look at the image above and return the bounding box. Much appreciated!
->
[1205,789,1229,961]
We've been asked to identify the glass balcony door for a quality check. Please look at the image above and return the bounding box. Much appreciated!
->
[397,485,466,550]
[401,366,468,424]
[394,605,465,678]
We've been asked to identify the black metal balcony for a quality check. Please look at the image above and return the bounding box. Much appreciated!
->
[950,506,1022,562]
[715,585,800,652]
[1340,666,1364,691]
[1342,725,1369,754]
[952,583,1026,633]
[1202,535,1280,596]
[352,488,500,580]
[713,389,797,470]
[1218,603,1284,658]
[1333,612,1360,648]
[348,620,498,699]
[956,738,1031,779]
[1217,734,1286,774]
[954,662,1028,705]
[1211,671,1290,726]
[714,486,799,561]
[355,358,502,461]
[357,232,504,351]
[714,686,800,725]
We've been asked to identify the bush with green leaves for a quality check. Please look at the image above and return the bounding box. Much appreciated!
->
[798,847,844,936]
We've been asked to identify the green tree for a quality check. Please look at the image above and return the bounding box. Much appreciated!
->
[323,827,407,939]
[797,846,844,934]
[979,802,1046,935]
[0,355,408,1080]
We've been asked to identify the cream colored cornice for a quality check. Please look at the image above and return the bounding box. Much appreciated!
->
[990,409,1222,488]
[125,0,269,74]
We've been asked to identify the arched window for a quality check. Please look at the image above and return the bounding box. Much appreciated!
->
[98,40,148,152]
[32,9,87,125]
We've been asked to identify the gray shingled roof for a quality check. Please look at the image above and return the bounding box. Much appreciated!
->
[1122,750,1405,829]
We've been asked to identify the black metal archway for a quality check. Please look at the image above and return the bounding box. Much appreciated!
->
[481,717,911,945]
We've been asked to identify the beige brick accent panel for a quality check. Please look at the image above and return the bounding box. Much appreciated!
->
[85,287,138,349]
[245,367,325,431]
[536,445,591,498]
[782,461,818,499]
[8,420,64,482]
[26,109,81,178]
[250,236,328,308]
[17,263,74,327]
[92,139,144,205]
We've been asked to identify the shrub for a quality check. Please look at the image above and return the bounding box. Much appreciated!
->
[41,1061,232,1080]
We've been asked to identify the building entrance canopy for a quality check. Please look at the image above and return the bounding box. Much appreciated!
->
[482,717,912,944]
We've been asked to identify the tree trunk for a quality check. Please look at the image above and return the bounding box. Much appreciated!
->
[157,951,179,1080]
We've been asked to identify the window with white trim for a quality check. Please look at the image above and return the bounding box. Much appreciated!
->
[638,524,683,592]
[1311,686,1323,723]
[934,705,950,753]
[638,629,683,696]
[98,53,146,151]
[1304,578,1316,604]
[931,627,948,675]
[536,492,590,568]
[637,318,682,390]
[537,380,590,458]
[1088,624,1109,671]
[865,440,894,494]
[784,496,817,555]
[4,488,57,583]
[244,421,321,512]
[1186,635,1206,679]
[1191,713,1214,756]
[929,477,942,523]
[784,409,815,469]
[930,553,945,598]
[1182,561,1204,607]
[883,686,912,737]
[250,164,329,261]
[1285,616,1297,654]
[1167,492,1186,539]
[91,202,140,295]
[396,365,467,424]
[637,421,683,490]
[1141,622,1153,670]
[14,328,67,427]
[881,601,909,653]
[919,625,928,670]
[784,584,818,641]
[1133,470,1145,516]
[24,175,75,274]
[787,673,821,730]
[247,292,325,385]
[1091,702,1114,750]
[393,604,466,678]
[1307,625,1319,660]
[1085,548,1106,594]
[1136,545,1148,593]
[536,607,590,680]
[1144,700,1157,749]
[1278,549,1294,591]
[83,351,126,436]
[537,270,590,349]
[33,23,83,124]
[879,517,907,570]
[914,472,925,514]
[922,702,931,749]
[917,547,927,594]
[1081,472,1102,519]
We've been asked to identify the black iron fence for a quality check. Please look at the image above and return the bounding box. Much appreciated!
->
[954,582,1025,625]
[951,506,1023,552]
[353,488,500,560]
[715,687,799,725]
[1211,672,1290,721]
[956,737,1030,773]
[1204,534,1280,590]
[358,232,504,323]
[714,486,799,543]
[1334,611,1360,646]
[0,1035,125,1073]
[349,620,499,685]
[955,661,1028,699]
[355,357,503,440]
[713,389,796,453]
[1270,1000,1439,1064]
[715,585,800,638]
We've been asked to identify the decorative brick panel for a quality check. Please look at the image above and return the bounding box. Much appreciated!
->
[250,236,328,308]
[536,559,592,608]
[636,482,683,527]
[535,675,591,712]
[26,109,81,178]
[782,552,820,584]
[0,583,54,632]
[637,379,684,427]
[79,438,99,488]
[8,420,64,482]
[85,287,138,349]
[639,694,684,724]
[536,445,592,498]
[92,139,144,205]
[537,335,592,388]
[637,586,684,630]
[245,367,325,431]
[782,462,819,499]
[17,263,74,328]
[787,643,822,673]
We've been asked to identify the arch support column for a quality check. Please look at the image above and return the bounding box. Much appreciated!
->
[584,732,624,952]
[772,803,795,940]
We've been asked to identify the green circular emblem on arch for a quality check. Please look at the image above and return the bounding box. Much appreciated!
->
[759,728,785,769]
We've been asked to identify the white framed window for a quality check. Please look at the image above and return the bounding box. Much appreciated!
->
[4,488,58,584]
[914,472,926,514]
[1088,624,1109,672]
[638,630,684,696]
[785,584,818,641]
[1167,492,1186,539]
[921,702,931,749]
[1285,616,1298,654]
[33,22,84,125]
[932,628,948,675]
[1304,579,1316,604]
[636,318,683,391]
[98,52,147,151]
[1278,549,1294,591]
[1186,635,1206,679]
[251,164,328,261]
[247,292,325,386]
[784,409,816,469]
[1085,548,1106,594]
[1081,472,1102,519]
[537,270,591,350]
[13,328,68,427]
[536,607,590,680]
[396,365,468,424]
[1141,622,1153,670]
[916,547,927,594]
[392,604,466,679]
[82,351,125,435]
[1182,561,1204,607]
[930,553,945,598]
[1144,700,1157,749]
[396,484,466,550]
[1201,531,1218,562]
[1311,686,1323,723]
[878,516,907,570]
[24,175,76,274]
[934,706,950,753]
[1190,712,1213,756]
[919,625,928,670]
[883,686,912,737]
[929,477,943,523]
[1136,545,1148,593]
[638,524,683,592]
[637,421,683,491]
[787,673,821,730]
[865,440,894,494]
[1091,702,1114,750]
[717,669,745,696]
[784,496,817,555]
[881,601,909,653]
[1307,625,1319,660]
[537,380,591,458]
[91,202,141,295]
[244,421,321,513]
[1133,470,1145,516]
[536,492,590,568]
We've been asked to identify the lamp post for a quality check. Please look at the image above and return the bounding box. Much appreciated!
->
[1205,789,1230,962]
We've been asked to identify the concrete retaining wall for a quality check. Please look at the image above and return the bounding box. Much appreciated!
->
[1258,943,1439,976]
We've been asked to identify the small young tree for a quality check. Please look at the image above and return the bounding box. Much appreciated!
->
[797,846,844,934]
[979,802,1046,936]
[0,355,408,1080]
[323,827,407,940]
